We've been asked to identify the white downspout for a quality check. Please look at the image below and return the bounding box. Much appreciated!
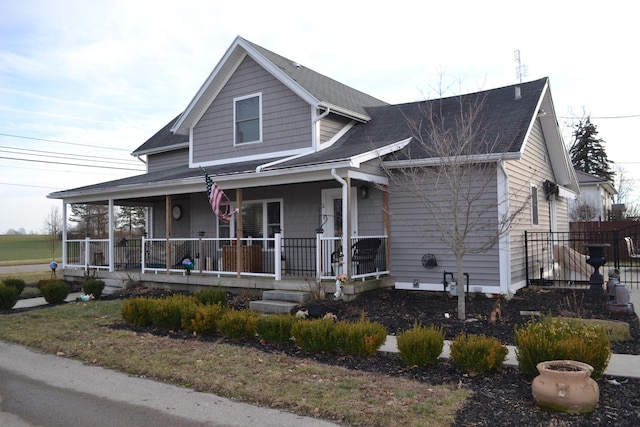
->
[497,161,511,295]
[331,168,348,268]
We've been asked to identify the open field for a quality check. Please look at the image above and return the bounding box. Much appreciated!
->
[0,234,61,266]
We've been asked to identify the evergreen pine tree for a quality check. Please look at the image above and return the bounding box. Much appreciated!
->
[569,117,614,181]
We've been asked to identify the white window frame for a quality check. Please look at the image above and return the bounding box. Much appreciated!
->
[530,184,539,226]
[233,93,262,145]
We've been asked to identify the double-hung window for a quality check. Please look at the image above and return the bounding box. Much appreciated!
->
[234,93,261,144]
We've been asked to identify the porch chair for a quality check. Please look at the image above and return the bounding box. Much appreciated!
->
[351,238,381,275]
[624,236,640,261]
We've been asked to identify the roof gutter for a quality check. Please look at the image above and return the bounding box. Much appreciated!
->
[382,152,521,169]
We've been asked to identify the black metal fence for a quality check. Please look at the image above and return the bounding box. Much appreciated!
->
[525,223,640,289]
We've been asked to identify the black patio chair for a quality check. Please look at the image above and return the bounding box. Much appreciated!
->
[351,238,381,274]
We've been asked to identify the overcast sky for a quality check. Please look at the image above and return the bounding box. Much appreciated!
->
[1,0,638,233]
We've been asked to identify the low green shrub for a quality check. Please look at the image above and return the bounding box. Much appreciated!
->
[334,318,387,357]
[121,297,155,326]
[149,294,197,331]
[218,309,259,340]
[193,288,228,307]
[182,303,227,335]
[291,318,337,353]
[82,279,106,299]
[255,313,296,343]
[515,313,611,379]
[0,283,20,310]
[3,278,26,295]
[40,280,69,305]
[450,334,508,374]
[397,323,444,367]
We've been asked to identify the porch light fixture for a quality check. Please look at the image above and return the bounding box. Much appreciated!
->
[359,185,369,199]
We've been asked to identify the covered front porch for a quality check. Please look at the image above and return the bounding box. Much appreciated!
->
[60,233,391,298]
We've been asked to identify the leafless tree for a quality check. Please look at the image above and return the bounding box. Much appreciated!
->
[381,88,530,320]
[43,205,63,260]
[569,197,600,222]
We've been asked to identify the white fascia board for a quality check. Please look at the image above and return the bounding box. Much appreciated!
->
[349,138,412,167]
[382,152,521,169]
[193,147,311,168]
[134,141,189,157]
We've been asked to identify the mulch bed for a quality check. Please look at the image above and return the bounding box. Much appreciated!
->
[10,284,640,426]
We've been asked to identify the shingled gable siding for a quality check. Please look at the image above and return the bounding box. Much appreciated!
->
[147,148,189,173]
[504,119,569,288]
[192,56,312,163]
[388,167,501,291]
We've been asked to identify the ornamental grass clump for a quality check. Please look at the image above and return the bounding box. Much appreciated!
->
[3,278,26,296]
[397,322,444,367]
[217,309,260,340]
[193,287,228,307]
[333,316,388,357]
[255,313,296,343]
[0,282,20,310]
[121,297,155,326]
[82,279,106,299]
[40,280,69,305]
[183,303,227,335]
[148,294,197,331]
[515,313,611,379]
[291,318,337,353]
[450,333,509,374]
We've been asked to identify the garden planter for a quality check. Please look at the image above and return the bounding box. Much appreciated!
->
[531,360,599,414]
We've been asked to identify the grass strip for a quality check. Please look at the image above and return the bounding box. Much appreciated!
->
[0,301,468,426]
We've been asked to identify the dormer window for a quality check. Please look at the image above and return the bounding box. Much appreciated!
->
[234,93,262,145]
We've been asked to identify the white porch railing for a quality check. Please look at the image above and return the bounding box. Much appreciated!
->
[63,232,388,281]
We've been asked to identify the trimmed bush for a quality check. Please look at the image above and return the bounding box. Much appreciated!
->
[397,323,444,367]
[255,313,296,343]
[3,278,26,295]
[82,279,106,299]
[450,333,509,374]
[40,280,69,305]
[193,288,228,307]
[182,303,227,335]
[515,314,611,379]
[149,294,197,331]
[0,283,20,310]
[218,309,259,340]
[291,318,337,353]
[334,319,387,357]
[121,297,155,326]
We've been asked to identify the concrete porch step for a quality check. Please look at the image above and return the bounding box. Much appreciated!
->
[262,290,311,304]
[249,300,299,314]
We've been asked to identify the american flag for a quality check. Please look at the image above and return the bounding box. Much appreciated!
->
[205,173,237,223]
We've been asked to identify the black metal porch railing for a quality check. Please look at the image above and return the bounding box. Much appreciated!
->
[525,227,640,289]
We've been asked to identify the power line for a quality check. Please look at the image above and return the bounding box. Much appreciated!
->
[0,181,62,190]
[0,146,141,166]
[0,132,133,152]
[0,156,145,171]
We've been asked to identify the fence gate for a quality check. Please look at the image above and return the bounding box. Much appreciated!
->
[525,224,640,290]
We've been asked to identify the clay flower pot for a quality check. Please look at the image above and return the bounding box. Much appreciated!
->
[531,360,599,414]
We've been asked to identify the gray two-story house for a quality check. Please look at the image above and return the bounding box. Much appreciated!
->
[48,36,579,298]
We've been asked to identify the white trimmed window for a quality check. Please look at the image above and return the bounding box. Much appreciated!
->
[530,184,539,226]
[234,93,262,144]
[219,200,282,248]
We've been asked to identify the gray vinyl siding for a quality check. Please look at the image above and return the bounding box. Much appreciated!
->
[192,56,312,163]
[147,149,189,172]
[505,119,557,286]
[387,167,501,288]
[319,114,351,144]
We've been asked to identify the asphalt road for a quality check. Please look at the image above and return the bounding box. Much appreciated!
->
[0,341,339,427]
